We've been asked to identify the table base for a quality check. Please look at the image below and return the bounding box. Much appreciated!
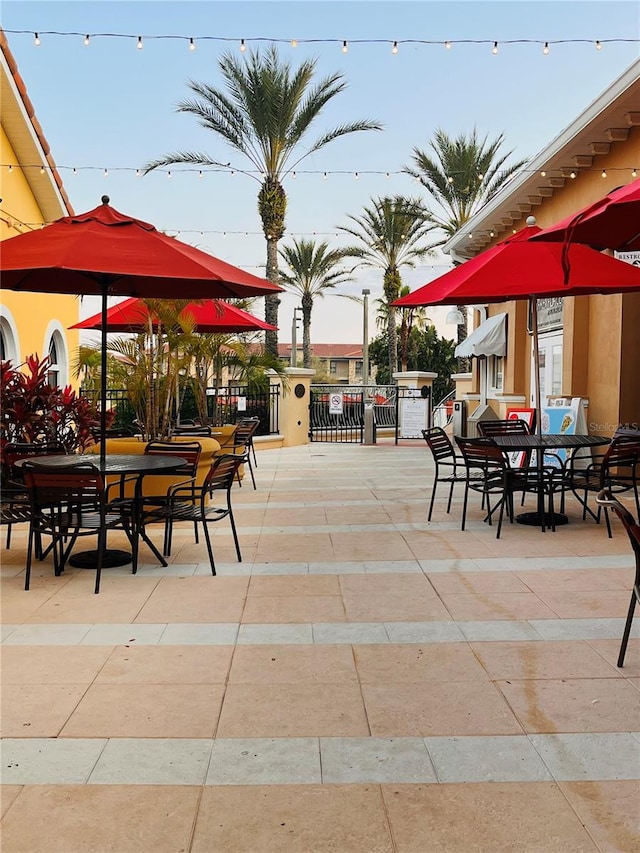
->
[516,511,568,528]
[69,549,132,569]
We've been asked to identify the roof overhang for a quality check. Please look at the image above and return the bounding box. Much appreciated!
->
[444,58,640,261]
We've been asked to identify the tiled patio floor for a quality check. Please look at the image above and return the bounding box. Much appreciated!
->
[1,441,639,852]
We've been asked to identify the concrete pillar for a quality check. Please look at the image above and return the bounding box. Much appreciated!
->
[270,368,314,447]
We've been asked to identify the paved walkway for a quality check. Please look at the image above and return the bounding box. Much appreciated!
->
[1,442,639,852]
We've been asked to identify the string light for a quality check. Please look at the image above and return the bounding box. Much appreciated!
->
[33,32,40,46]
[392,41,398,54]
[137,36,143,50]
[342,40,348,53]
[492,41,499,55]
[633,168,638,178]
[354,172,359,179]
[323,172,327,179]
[444,40,452,49]
[83,34,90,46]
[542,42,550,55]
[291,171,296,179]
[540,170,547,177]
[8,165,12,173]
[104,168,108,177]
[569,170,576,179]
[167,170,172,179]
[291,39,297,48]
[189,37,196,51]
[198,170,203,178]
[595,40,602,50]
[240,38,246,52]
[601,169,607,178]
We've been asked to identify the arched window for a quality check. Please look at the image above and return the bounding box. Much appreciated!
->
[44,327,68,388]
[0,312,19,365]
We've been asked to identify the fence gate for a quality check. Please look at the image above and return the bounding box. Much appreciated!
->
[309,386,364,442]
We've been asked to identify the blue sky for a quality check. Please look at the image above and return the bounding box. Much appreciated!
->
[3,1,639,343]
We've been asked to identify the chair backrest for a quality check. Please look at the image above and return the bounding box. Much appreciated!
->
[422,427,456,465]
[602,435,640,472]
[203,453,244,493]
[233,419,260,449]
[455,436,508,474]
[3,441,68,485]
[22,461,104,510]
[144,440,202,476]
[597,490,640,562]
[477,419,531,437]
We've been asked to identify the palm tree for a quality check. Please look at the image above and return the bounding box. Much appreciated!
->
[404,127,527,346]
[142,45,382,357]
[279,238,356,368]
[339,196,436,377]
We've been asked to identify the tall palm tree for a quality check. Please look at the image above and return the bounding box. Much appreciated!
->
[279,238,356,368]
[404,127,527,346]
[339,196,436,377]
[142,45,382,357]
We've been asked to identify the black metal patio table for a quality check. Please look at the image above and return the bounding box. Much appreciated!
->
[491,433,610,529]
[16,453,187,567]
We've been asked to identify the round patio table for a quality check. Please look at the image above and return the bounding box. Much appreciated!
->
[16,453,187,567]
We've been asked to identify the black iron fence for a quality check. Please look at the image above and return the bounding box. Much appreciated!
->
[81,384,280,436]
[309,385,397,442]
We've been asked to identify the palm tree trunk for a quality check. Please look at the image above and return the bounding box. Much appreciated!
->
[264,236,280,358]
[301,294,312,369]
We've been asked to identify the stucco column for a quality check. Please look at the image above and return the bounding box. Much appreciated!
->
[270,368,314,447]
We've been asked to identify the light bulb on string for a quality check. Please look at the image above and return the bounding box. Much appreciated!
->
[33,33,40,46]
[633,168,638,178]
[292,171,296,179]
[83,34,90,46]
[167,171,172,179]
[8,164,13,173]
[291,39,297,47]
[595,40,602,50]
[72,167,77,175]
[447,176,454,184]
[342,40,348,53]
[135,169,141,177]
[601,169,607,178]
[104,168,109,177]
[40,166,45,174]
[542,42,550,55]
[323,172,327,180]
[354,172,359,180]
[137,36,143,50]
[198,170,203,179]
[392,41,398,54]
[540,170,547,177]
[240,39,246,52]
[189,37,196,51]
[491,41,498,55]
[569,171,576,179]
[444,40,451,49]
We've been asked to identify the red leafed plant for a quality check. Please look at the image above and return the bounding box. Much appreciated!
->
[1,354,110,455]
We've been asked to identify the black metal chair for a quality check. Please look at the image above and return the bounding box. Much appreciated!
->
[236,416,261,467]
[231,419,260,489]
[422,427,469,522]
[567,435,640,537]
[596,489,640,666]
[1,441,68,550]
[152,454,244,574]
[455,436,546,537]
[171,425,213,437]
[139,440,202,554]
[21,460,138,594]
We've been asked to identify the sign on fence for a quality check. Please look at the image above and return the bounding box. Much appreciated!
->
[329,393,344,415]
[400,394,427,439]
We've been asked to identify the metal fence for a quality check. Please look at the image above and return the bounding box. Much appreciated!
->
[81,384,280,436]
[309,385,397,442]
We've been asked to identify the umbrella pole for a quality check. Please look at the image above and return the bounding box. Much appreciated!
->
[530,297,542,437]
[100,284,108,468]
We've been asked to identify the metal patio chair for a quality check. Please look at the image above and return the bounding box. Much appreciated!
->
[422,427,470,522]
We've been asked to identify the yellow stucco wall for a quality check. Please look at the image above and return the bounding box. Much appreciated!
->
[0,127,80,387]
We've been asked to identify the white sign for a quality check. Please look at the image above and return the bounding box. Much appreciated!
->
[237,396,247,412]
[329,393,343,415]
[401,397,427,438]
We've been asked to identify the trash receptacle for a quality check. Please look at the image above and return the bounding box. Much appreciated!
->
[452,400,467,436]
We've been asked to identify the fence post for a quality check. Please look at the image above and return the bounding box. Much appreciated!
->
[270,368,314,447]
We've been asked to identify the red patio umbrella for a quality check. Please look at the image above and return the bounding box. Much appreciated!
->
[393,224,640,431]
[71,296,277,334]
[0,197,281,464]
[530,177,640,252]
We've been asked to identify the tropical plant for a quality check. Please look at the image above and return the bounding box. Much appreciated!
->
[279,238,357,368]
[404,127,527,347]
[368,325,456,400]
[142,45,382,357]
[1,355,105,453]
[339,196,436,377]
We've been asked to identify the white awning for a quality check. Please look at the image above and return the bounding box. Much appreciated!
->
[455,312,507,358]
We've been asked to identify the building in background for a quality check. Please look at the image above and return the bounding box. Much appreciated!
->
[445,58,640,435]
[0,31,78,387]
[277,343,370,384]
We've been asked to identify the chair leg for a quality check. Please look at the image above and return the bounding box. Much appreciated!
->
[446,481,455,514]
[460,484,469,531]
[6,522,12,549]
[228,504,242,563]
[201,520,217,575]
[617,585,639,667]
[604,505,613,538]
[428,480,438,522]
[24,523,35,590]
[94,529,105,594]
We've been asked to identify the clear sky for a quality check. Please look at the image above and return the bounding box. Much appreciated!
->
[3,0,639,344]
